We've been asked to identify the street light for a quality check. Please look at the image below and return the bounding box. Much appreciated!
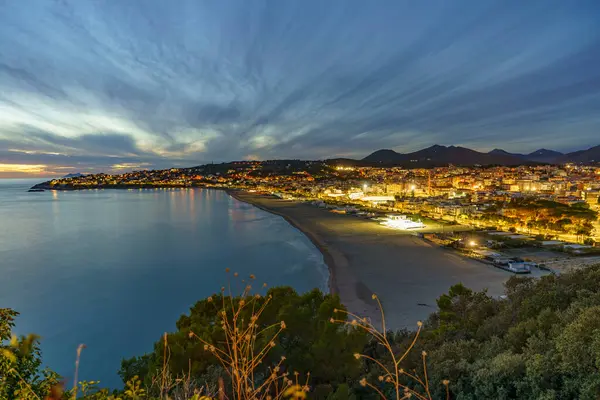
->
[469,240,477,247]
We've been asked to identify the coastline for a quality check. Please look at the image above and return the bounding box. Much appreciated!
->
[228,191,337,295]
[226,190,518,330]
[25,183,524,329]
[228,190,383,326]
[28,181,218,191]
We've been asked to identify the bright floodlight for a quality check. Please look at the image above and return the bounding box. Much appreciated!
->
[410,184,416,190]
[469,240,477,247]
[381,215,425,230]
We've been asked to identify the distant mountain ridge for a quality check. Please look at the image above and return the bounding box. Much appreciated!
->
[488,148,564,163]
[363,145,524,166]
[63,173,84,178]
[361,144,599,166]
[558,145,600,163]
[527,149,564,162]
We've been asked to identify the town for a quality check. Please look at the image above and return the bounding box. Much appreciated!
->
[38,160,600,243]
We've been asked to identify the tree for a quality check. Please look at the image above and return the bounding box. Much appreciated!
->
[397,264,600,399]
[120,287,367,394]
[1,308,60,400]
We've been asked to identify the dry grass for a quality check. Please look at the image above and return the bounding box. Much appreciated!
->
[331,294,450,400]
[2,275,448,399]
[186,270,309,400]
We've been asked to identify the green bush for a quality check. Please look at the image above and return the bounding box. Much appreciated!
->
[1,308,60,400]
[6,265,600,399]
[399,264,600,399]
[120,287,367,397]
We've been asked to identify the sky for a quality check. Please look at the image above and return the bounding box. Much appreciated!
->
[1,0,600,177]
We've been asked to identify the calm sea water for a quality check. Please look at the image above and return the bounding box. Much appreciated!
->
[0,179,327,387]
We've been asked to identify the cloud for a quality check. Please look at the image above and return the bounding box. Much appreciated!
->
[1,0,600,175]
[19,131,145,156]
[0,163,48,174]
[111,162,151,170]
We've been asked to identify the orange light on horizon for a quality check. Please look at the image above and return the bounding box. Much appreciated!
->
[0,163,48,174]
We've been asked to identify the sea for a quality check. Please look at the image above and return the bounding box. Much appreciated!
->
[0,179,328,388]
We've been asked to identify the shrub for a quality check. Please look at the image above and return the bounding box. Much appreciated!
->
[120,273,367,398]
[0,308,61,400]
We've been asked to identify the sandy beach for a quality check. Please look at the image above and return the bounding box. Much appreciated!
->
[229,191,531,330]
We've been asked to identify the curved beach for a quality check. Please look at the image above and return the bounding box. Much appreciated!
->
[229,190,517,330]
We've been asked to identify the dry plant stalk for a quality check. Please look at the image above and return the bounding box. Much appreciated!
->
[331,294,450,400]
[71,344,86,400]
[146,335,210,399]
[188,271,309,400]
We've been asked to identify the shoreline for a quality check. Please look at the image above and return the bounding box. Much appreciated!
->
[26,184,533,329]
[225,190,526,330]
[228,190,383,325]
[227,191,337,295]
[28,181,225,191]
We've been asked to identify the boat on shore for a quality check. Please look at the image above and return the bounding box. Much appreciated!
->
[492,259,532,274]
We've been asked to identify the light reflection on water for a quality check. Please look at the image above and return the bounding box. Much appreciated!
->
[0,180,327,388]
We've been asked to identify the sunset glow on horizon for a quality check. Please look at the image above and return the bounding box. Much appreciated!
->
[1,0,599,178]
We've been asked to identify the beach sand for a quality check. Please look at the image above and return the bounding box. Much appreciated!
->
[229,191,521,330]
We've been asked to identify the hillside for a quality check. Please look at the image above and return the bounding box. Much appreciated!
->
[561,145,600,163]
[363,144,524,166]
[488,148,564,163]
[526,148,564,162]
[361,149,403,163]
[363,144,599,166]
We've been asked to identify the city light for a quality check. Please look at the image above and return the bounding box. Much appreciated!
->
[35,157,600,246]
[381,215,425,230]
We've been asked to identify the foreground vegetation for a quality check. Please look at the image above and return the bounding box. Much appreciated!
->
[4,265,600,399]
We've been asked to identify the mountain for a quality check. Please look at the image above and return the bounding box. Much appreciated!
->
[362,149,404,163]
[363,145,524,166]
[488,148,523,157]
[63,173,84,178]
[525,149,564,163]
[488,148,564,163]
[488,145,600,164]
[561,145,600,163]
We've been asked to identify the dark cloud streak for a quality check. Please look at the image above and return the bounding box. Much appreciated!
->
[1,0,599,174]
